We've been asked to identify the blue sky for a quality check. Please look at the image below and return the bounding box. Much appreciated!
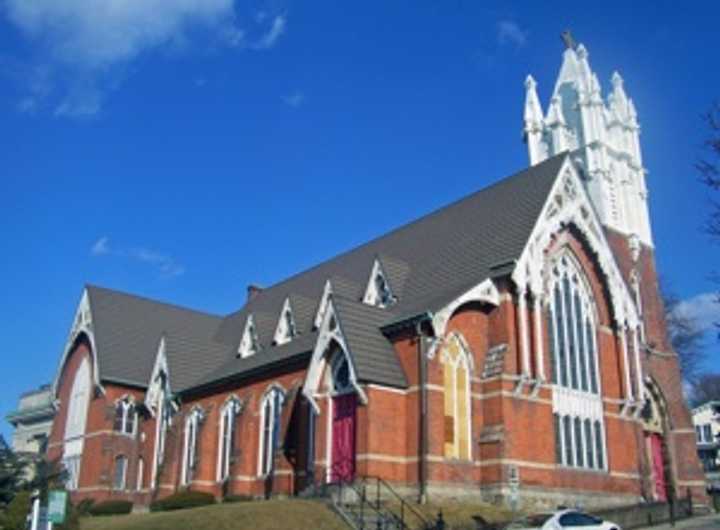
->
[1,1,718,440]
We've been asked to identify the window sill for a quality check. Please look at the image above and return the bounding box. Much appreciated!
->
[555,464,608,475]
[112,431,136,439]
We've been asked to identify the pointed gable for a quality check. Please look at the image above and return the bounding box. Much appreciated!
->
[362,257,396,308]
[238,315,260,358]
[273,298,297,346]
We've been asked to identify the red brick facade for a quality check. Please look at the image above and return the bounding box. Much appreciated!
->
[46,225,706,510]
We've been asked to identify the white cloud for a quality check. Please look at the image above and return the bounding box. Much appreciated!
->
[3,1,288,117]
[91,236,110,256]
[253,15,286,50]
[129,248,185,278]
[90,236,184,278]
[497,20,527,48]
[282,90,304,108]
[673,291,720,331]
[5,0,239,68]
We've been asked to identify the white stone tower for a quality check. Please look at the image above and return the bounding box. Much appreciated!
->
[523,34,653,246]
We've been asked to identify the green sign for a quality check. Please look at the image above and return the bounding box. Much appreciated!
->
[48,491,67,524]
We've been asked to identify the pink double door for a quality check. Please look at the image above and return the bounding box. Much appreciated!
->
[331,393,357,483]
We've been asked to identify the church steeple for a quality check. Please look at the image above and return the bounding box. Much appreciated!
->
[523,32,653,246]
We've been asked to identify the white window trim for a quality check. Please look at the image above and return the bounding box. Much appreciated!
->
[553,389,608,471]
[114,399,137,436]
[136,457,144,491]
[238,315,259,358]
[181,408,204,486]
[273,298,297,346]
[63,356,91,490]
[257,386,285,477]
[548,252,601,395]
[113,456,128,491]
[362,258,395,308]
[216,397,242,482]
[302,298,368,414]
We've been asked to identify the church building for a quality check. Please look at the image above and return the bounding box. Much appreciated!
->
[46,37,706,510]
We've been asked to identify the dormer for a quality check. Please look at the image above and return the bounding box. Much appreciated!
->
[363,258,395,308]
[273,298,297,345]
[238,315,260,358]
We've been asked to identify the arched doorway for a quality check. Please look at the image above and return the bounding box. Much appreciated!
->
[641,379,673,501]
[328,347,357,483]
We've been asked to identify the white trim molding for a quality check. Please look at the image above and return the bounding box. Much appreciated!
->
[52,288,103,398]
[302,298,368,413]
[363,257,396,308]
[273,298,297,346]
[431,278,500,337]
[238,314,260,358]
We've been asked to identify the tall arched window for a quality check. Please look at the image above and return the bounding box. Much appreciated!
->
[113,455,128,490]
[331,352,352,394]
[548,252,607,472]
[217,397,242,482]
[63,355,91,490]
[181,408,204,486]
[258,387,284,476]
[548,254,600,394]
[441,333,472,460]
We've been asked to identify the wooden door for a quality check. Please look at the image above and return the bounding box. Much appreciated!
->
[331,393,356,483]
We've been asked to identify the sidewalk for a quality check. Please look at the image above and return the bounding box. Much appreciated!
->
[634,513,720,530]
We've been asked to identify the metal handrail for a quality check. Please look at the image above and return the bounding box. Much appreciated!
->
[359,475,432,530]
[333,478,387,530]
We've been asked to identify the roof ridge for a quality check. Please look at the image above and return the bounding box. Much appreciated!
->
[240,152,569,304]
[86,284,223,320]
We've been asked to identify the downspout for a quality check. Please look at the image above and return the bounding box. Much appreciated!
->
[416,314,432,504]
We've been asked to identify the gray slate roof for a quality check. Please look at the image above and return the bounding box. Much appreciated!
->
[87,286,226,390]
[83,153,567,394]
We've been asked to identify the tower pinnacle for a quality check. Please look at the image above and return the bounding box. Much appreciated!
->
[522,38,653,246]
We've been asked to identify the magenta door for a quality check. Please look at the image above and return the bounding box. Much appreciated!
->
[649,433,667,501]
[331,393,356,483]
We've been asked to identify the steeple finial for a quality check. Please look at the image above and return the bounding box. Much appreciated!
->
[523,75,543,126]
[561,30,577,50]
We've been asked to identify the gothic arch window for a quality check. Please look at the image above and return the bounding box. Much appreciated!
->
[63,355,91,490]
[217,397,242,482]
[548,251,608,472]
[547,252,600,395]
[441,333,472,460]
[181,407,204,486]
[113,398,137,436]
[258,386,285,476]
[330,350,352,394]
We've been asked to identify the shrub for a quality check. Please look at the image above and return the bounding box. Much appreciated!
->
[222,494,253,503]
[2,491,32,530]
[88,500,133,516]
[150,491,215,512]
[75,498,95,516]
